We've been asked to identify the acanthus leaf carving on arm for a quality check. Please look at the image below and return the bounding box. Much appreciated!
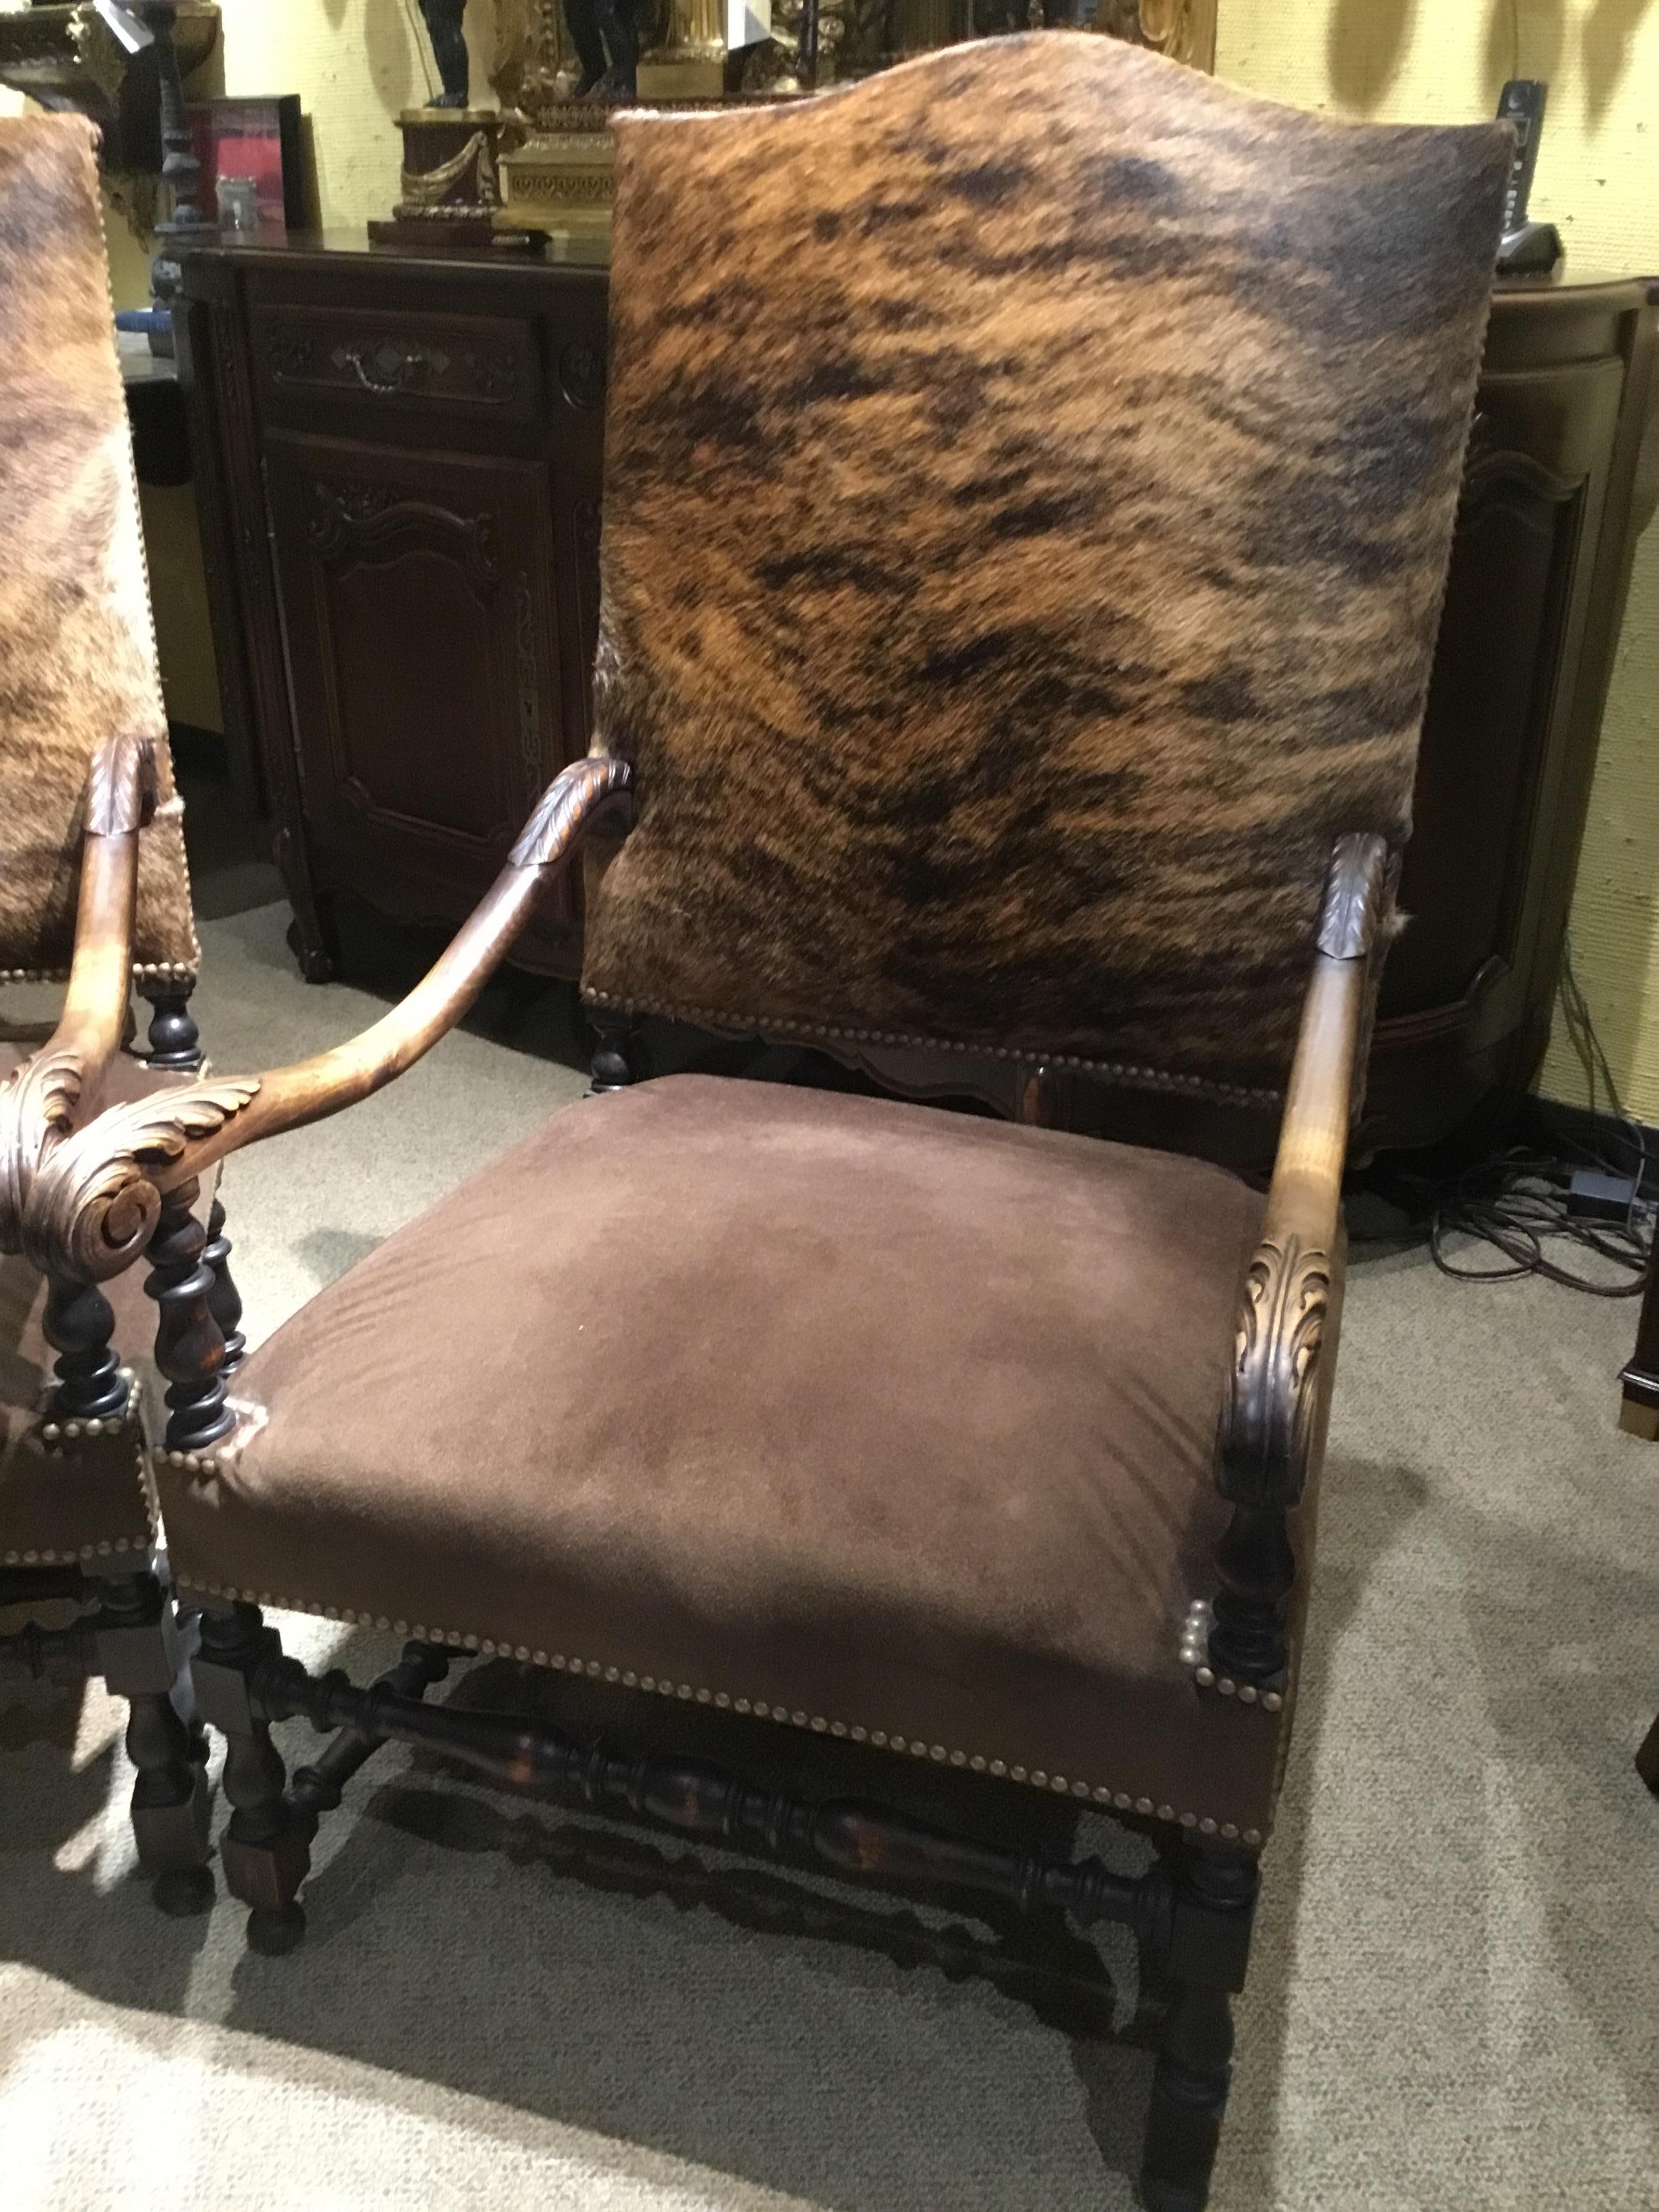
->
[22,755,633,1286]
[1208,833,1393,1685]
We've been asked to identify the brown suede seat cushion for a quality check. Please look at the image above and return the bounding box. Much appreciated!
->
[1,1043,179,1563]
[163,1076,1292,1842]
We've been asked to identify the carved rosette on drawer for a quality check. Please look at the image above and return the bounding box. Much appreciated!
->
[558,340,606,412]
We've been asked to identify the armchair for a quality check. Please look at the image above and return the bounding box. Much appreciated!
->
[1,116,215,1909]
[24,39,1508,2208]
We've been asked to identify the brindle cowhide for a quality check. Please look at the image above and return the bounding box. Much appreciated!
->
[581,34,1509,1099]
[0,116,196,979]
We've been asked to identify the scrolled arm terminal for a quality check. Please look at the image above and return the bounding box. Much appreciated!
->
[23,754,632,1284]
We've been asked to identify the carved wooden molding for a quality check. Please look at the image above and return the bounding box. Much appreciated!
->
[510,753,632,867]
[1216,1231,1330,1514]
[263,325,525,407]
[0,1046,87,1255]
[1316,832,1391,961]
[515,571,541,790]
[558,341,606,411]
[306,477,501,596]
[24,1078,262,1284]
[84,733,157,839]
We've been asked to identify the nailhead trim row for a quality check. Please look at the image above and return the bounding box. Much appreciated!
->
[1,962,199,985]
[148,1397,266,1484]
[1179,1597,1286,1712]
[581,989,1284,1110]
[171,1576,1267,1849]
[4,1372,157,1565]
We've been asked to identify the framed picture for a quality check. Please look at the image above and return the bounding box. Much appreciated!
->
[186,96,306,237]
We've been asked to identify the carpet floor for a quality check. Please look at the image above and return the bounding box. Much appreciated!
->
[3,886,1657,2211]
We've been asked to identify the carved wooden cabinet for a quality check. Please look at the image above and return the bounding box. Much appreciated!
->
[180,242,1658,1149]
[1370,275,1659,1150]
[177,238,609,981]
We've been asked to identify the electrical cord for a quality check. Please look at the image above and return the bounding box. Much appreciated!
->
[1426,937,1653,1297]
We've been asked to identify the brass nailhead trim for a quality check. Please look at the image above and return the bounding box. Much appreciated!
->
[1181,1597,1286,1714]
[581,989,1284,1110]
[1,962,199,985]
[169,1580,1267,1849]
[6,1373,156,1564]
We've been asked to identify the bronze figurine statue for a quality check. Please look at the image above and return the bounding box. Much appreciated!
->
[418,0,471,106]
[562,0,653,100]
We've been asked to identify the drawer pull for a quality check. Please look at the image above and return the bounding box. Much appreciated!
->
[331,341,451,394]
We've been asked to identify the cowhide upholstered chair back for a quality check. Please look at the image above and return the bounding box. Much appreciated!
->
[0,115,197,988]
[581,35,1510,1105]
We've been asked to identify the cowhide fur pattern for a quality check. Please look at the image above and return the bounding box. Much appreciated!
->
[0,117,196,977]
[581,34,1510,1097]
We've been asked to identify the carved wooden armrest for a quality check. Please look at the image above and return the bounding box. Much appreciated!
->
[1207,832,1393,1684]
[22,754,632,1284]
[0,733,156,1253]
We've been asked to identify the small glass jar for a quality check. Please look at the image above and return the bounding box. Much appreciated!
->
[216,176,260,239]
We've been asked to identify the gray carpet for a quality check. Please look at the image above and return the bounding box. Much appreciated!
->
[3,881,1658,2210]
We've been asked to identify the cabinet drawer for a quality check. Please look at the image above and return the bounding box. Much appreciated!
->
[252,304,540,425]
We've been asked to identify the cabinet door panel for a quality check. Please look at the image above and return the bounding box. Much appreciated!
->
[265,430,575,954]
[1384,355,1624,1027]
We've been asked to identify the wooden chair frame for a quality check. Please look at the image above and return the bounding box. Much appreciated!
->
[22,752,1389,2207]
[1,733,216,1911]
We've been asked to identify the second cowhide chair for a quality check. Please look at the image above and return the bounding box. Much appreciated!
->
[24,39,1509,2206]
[1,114,216,1909]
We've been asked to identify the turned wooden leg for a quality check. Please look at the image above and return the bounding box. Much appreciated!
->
[146,1176,234,1451]
[588,1006,635,1095]
[41,1269,129,1423]
[1209,1502,1295,1686]
[140,973,203,1071]
[288,1641,452,1839]
[1638,1713,1659,1796]
[93,1570,213,1914]
[1139,1847,1258,2212]
[201,1197,247,1374]
[193,1602,311,1952]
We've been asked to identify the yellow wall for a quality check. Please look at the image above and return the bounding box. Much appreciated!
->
[1216,0,1659,1114]
[209,0,496,233]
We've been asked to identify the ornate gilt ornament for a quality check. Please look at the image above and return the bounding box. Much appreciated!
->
[400,127,499,209]
[1093,0,1216,68]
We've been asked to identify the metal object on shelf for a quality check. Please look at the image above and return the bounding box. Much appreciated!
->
[0,0,218,173]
